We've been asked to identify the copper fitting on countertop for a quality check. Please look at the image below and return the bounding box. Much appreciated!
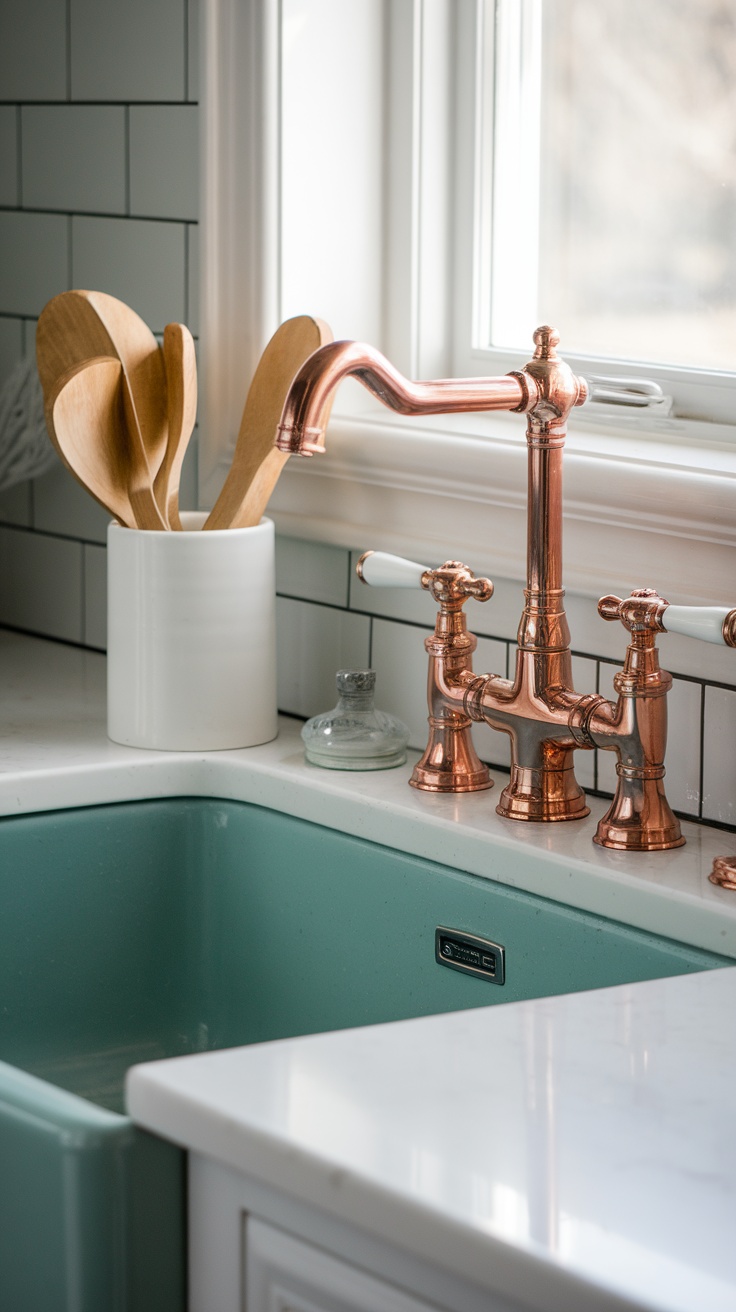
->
[295,325,690,851]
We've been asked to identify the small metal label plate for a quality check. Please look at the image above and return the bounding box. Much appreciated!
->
[435,927,505,985]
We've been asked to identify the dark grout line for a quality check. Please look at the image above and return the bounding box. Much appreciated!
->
[0,622,104,656]
[0,204,195,226]
[15,106,22,206]
[0,100,197,107]
[184,223,189,323]
[0,521,107,548]
[698,683,706,821]
[124,106,131,216]
[184,0,190,102]
[65,0,72,101]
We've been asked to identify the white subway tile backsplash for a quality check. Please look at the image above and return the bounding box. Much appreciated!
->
[0,109,18,208]
[0,527,82,642]
[83,543,106,649]
[703,686,736,827]
[276,596,370,719]
[70,0,186,102]
[22,107,126,215]
[71,216,186,334]
[0,481,32,528]
[276,537,350,607]
[33,461,111,544]
[0,212,68,318]
[0,317,24,384]
[371,618,432,751]
[129,106,199,221]
[0,0,67,101]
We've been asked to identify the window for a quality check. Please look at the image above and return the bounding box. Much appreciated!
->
[455,0,736,432]
[199,0,736,607]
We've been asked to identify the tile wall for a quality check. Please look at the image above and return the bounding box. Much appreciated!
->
[0,0,735,835]
[0,0,199,650]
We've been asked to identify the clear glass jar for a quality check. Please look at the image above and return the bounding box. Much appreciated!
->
[301,670,409,770]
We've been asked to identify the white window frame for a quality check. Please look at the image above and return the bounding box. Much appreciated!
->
[198,0,736,608]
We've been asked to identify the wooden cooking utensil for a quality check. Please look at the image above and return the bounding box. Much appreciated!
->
[75,290,168,488]
[37,292,117,398]
[203,315,333,531]
[49,356,166,530]
[155,323,198,530]
[36,289,168,492]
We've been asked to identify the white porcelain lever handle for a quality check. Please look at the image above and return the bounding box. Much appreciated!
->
[662,604,736,647]
[356,550,429,589]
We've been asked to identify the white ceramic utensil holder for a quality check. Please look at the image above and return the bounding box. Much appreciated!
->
[107,512,277,751]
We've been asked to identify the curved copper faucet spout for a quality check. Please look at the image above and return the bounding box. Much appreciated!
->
[275,339,533,456]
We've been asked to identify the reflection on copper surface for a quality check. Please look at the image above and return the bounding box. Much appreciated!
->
[709,856,736,890]
[288,326,685,851]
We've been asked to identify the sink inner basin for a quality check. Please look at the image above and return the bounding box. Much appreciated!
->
[1,797,730,1312]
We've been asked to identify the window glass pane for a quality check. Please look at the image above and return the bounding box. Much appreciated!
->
[509,1,736,371]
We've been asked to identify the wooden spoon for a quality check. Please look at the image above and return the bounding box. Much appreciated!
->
[36,289,168,491]
[74,290,168,488]
[203,315,333,531]
[154,323,198,530]
[49,356,166,530]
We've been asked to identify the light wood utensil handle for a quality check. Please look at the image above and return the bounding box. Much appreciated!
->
[155,323,198,530]
[204,315,333,531]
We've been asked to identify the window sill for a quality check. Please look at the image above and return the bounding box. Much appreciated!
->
[247,403,736,608]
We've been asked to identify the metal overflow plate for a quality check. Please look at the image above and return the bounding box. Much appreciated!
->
[435,928,505,985]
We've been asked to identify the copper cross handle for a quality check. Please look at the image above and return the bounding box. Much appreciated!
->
[357,551,493,609]
[600,590,736,646]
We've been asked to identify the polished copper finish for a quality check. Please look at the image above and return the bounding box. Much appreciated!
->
[409,562,494,793]
[709,856,736,890]
[285,325,684,851]
[723,610,736,648]
[275,340,537,454]
[589,591,684,850]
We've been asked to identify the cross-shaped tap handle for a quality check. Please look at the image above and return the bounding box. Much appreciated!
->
[357,551,493,607]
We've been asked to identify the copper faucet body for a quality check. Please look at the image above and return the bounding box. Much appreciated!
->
[280,327,684,852]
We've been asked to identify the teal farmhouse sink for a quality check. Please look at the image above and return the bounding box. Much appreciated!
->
[1,796,732,1311]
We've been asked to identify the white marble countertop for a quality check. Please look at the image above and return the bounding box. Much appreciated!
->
[3,628,736,1311]
[127,966,736,1312]
[1,628,736,957]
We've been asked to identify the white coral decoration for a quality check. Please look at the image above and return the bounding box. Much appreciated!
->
[0,356,59,493]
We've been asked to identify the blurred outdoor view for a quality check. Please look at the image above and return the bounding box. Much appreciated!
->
[532,0,736,371]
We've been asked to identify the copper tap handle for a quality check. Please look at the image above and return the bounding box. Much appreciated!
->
[597,590,669,633]
[357,551,493,606]
[600,593,736,647]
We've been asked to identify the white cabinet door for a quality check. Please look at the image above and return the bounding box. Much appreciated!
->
[246,1217,448,1312]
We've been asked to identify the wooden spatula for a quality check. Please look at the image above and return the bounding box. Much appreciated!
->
[203,315,333,531]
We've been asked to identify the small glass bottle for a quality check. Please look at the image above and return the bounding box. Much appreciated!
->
[301,670,409,770]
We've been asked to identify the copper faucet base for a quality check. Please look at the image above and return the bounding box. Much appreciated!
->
[410,768,493,794]
[497,764,590,823]
[410,715,493,793]
[594,828,686,852]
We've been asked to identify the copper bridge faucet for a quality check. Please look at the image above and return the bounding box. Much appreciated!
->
[276,327,736,851]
